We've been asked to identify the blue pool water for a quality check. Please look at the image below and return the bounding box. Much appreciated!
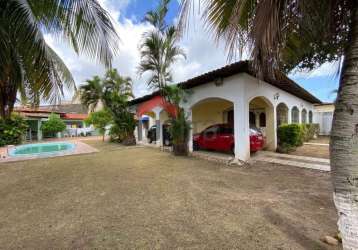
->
[9,142,75,157]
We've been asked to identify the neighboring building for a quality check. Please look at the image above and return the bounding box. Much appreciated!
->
[14,103,91,141]
[313,103,335,135]
[130,61,321,162]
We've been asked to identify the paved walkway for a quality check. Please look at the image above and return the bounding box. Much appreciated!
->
[135,143,331,171]
[191,150,234,165]
[304,142,329,146]
[252,151,330,172]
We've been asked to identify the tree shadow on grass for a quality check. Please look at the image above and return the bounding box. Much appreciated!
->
[263,207,329,250]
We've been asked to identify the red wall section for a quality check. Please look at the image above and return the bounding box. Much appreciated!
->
[137,95,177,118]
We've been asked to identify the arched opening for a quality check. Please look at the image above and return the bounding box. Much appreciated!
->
[302,109,307,124]
[291,106,299,123]
[249,96,275,151]
[139,111,156,143]
[136,95,177,145]
[159,109,172,146]
[309,110,313,123]
[191,97,234,154]
[276,102,289,127]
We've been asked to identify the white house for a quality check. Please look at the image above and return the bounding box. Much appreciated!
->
[313,103,335,135]
[130,61,321,162]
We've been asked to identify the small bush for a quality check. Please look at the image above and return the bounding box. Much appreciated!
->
[277,123,321,152]
[304,123,320,141]
[0,114,28,146]
[41,113,66,137]
[86,109,112,141]
[168,111,191,156]
[277,124,304,147]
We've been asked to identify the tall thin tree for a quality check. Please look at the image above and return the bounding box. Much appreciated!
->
[138,0,185,91]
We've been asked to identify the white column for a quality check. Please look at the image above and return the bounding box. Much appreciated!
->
[287,107,292,124]
[272,105,278,150]
[153,107,163,147]
[298,109,302,124]
[255,111,260,127]
[187,108,193,153]
[234,100,250,162]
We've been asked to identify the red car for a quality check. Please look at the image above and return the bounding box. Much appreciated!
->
[193,124,264,153]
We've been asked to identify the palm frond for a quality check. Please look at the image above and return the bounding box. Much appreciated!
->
[179,0,352,78]
[27,0,120,67]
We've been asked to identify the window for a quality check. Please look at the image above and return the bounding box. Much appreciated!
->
[204,126,218,137]
[291,107,299,123]
[309,111,313,123]
[302,109,307,124]
[276,103,288,126]
[219,126,233,134]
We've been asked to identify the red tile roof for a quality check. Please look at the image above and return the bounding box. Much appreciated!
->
[62,113,88,120]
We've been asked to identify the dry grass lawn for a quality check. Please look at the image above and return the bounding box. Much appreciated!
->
[0,140,339,249]
[289,136,330,159]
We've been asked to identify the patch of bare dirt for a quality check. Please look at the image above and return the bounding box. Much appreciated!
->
[290,144,330,159]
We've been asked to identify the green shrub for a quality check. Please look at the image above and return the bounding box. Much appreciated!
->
[277,124,304,147]
[304,123,320,141]
[41,113,66,137]
[168,110,191,155]
[85,109,112,141]
[277,123,321,151]
[0,114,28,146]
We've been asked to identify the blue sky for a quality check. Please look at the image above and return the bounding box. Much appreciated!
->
[122,0,339,102]
[121,0,180,24]
[46,0,339,103]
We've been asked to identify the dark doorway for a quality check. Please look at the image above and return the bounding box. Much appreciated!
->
[249,112,256,126]
[227,110,234,126]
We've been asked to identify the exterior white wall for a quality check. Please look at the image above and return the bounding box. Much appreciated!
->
[182,73,315,162]
[313,104,335,135]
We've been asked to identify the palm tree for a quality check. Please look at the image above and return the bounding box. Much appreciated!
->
[77,69,134,111]
[78,76,103,112]
[103,69,134,100]
[0,0,119,119]
[138,0,185,91]
[179,1,357,248]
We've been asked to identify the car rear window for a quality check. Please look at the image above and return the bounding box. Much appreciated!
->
[220,127,233,134]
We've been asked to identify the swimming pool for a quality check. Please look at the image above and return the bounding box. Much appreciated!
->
[8,142,76,157]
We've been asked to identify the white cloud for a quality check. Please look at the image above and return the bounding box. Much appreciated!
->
[44,0,239,101]
[44,0,339,103]
[289,61,341,79]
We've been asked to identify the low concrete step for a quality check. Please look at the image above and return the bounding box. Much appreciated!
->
[252,151,330,172]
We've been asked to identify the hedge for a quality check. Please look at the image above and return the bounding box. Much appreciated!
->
[277,123,320,150]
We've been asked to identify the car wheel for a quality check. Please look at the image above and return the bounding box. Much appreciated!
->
[193,142,200,151]
[231,145,235,155]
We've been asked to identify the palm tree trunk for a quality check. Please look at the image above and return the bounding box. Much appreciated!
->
[0,81,17,120]
[330,6,358,249]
